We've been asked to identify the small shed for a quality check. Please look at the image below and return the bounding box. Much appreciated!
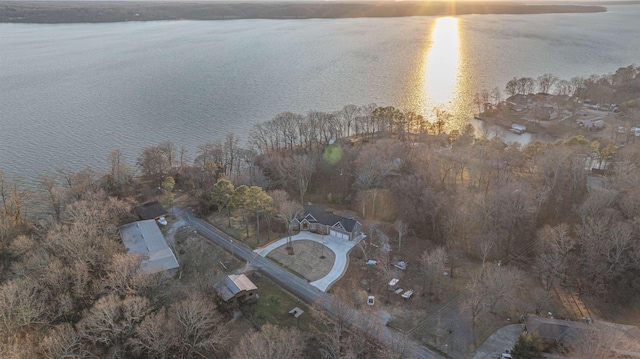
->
[134,201,168,220]
[214,274,259,305]
[388,278,400,291]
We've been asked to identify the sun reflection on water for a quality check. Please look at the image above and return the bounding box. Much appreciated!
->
[407,16,470,130]
[424,17,460,106]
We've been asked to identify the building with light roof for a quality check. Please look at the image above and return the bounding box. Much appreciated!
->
[119,219,179,274]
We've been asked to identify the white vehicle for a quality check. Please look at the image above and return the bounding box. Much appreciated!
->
[156,216,167,226]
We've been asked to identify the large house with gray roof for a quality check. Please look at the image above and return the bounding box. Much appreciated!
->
[292,205,362,241]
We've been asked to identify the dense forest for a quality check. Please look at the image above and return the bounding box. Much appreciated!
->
[1,66,639,358]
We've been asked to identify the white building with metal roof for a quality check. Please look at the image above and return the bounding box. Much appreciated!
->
[119,219,179,274]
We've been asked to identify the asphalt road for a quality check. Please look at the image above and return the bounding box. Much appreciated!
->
[171,207,445,359]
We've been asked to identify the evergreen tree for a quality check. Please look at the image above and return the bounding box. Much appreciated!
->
[511,332,542,359]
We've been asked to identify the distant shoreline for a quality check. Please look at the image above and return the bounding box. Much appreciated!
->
[0,1,609,24]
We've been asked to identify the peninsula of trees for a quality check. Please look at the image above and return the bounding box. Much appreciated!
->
[0,1,606,24]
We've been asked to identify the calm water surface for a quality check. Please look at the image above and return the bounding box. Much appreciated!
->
[1,5,639,180]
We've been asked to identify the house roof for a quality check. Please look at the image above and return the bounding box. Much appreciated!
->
[526,316,640,355]
[134,201,168,220]
[599,322,640,354]
[214,274,257,302]
[301,205,359,233]
[119,220,179,274]
[506,94,531,106]
[525,316,587,343]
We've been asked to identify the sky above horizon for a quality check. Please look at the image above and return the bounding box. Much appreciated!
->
[6,0,635,2]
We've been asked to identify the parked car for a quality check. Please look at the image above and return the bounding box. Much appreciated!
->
[156,216,167,226]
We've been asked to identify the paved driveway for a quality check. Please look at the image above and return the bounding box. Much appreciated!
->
[171,207,442,359]
[254,232,358,292]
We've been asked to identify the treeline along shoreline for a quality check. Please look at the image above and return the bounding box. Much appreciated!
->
[0,1,607,23]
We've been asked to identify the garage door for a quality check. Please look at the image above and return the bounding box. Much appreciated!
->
[330,229,348,240]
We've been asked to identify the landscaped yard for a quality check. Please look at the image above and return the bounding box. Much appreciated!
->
[267,240,335,282]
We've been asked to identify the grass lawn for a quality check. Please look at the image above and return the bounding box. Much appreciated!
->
[241,273,325,333]
[207,211,284,249]
[174,225,245,287]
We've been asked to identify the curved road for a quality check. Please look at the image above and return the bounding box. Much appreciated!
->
[172,207,444,359]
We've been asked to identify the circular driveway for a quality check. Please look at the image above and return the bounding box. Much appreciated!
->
[254,231,359,292]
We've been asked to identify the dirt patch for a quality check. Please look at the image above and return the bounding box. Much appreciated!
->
[267,240,335,282]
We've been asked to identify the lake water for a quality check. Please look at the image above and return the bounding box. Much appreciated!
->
[1,5,639,180]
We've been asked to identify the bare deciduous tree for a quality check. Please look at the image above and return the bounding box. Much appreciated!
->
[355,139,405,218]
[131,294,226,359]
[79,293,150,356]
[461,264,523,347]
[393,220,408,250]
[568,324,634,359]
[40,323,85,359]
[271,189,303,249]
[171,294,227,358]
[39,173,65,222]
[103,253,143,296]
[0,278,45,334]
[477,233,495,266]
[287,154,316,205]
[128,311,176,359]
[537,73,558,94]
[420,247,448,299]
[107,149,132,189]
[137,144,172,179]
[0,171,29,225]
[535,224,575,290]
[231,323,304,359]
